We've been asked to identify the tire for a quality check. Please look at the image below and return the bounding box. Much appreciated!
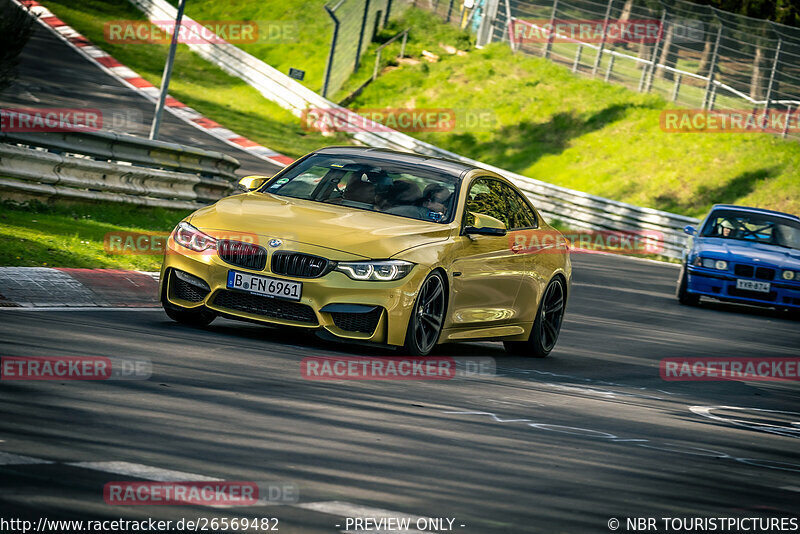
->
[403,271,447,356]
[504,276,566,358]
[676,265,700,306]
[161,292,216,327]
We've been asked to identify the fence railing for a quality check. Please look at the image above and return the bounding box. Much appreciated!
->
[129,0,699,258]
[422,0,800,140]
[0,130,239,208]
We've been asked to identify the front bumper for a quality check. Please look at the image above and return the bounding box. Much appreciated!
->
[686,266,800,309]
[160,238,428,347]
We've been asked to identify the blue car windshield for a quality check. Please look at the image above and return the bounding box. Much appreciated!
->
[700,210,800,250]
[262,154,460,224]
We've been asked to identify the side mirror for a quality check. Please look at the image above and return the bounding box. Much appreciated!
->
[464,226,507,236]
[683,225,697,236]
[463,212,507,236]
[238,175,271,192]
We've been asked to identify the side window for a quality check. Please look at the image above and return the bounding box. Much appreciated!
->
[464,178,537,230]
[464,178,509,228]
[507,190,537,229]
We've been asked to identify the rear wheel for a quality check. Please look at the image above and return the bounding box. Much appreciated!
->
[676,265,700,306]
[504,276,565,358]
[404,271,446,356]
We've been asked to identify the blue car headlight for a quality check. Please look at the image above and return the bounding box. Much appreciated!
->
[782,270,800,281]
[697,258,728,270]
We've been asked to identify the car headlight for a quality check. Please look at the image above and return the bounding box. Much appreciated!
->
[172,221,216,252]
[335,260,414,281]
[782,270,798,281]
[700,258,728,270]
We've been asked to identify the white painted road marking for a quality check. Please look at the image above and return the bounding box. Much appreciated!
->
[0,452,54,465]
[67,461,221,482]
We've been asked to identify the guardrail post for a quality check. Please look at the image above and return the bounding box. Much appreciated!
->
[355,0,371,71]
[639,9,665,93]
[446,0,455,22]
[572,44,582,72]
[763,38,782,113]
[149,0,186,140]
[592,0,614,77]
[671,73,681,102]
[604,54,615,81]
[702,24,722,111]
[322,5,340,98]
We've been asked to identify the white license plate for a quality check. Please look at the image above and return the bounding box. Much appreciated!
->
[227,270,302,301]
[736,279,770,293]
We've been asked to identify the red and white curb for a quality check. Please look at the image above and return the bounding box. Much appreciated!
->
[0,267,160,308]
[16,0,295,168]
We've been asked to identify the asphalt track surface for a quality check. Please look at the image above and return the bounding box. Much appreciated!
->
[1,253,799,533]
[0,27,282,177]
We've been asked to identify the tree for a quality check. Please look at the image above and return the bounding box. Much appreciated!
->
[0,0,37,93]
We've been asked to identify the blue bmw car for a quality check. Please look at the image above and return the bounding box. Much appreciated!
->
[677,204,800,313]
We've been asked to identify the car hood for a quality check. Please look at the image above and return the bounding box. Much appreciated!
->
[695,237,800,269]
[188,192,453,260]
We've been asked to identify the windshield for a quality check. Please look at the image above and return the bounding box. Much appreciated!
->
[700,209,800,250]
[261,154,460,224]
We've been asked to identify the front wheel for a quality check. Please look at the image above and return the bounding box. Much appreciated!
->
[403,271,447,356]
[676,265,700,306]
[504,276,566,358]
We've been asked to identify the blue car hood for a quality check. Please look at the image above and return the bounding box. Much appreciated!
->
[696,237,800,269]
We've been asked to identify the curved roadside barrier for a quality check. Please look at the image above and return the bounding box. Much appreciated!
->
[129,0,699,258]
[0,130,240,209]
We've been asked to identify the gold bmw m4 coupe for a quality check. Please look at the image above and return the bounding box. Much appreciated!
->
[160,147,571,357]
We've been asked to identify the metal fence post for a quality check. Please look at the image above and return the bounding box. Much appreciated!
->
[572,44,582,72]
[322,5,340,98]
[639,9,665,92]
[446,0,455,23]
[543,0,559,58]
[592,0,614,77]
[604,54,615,81]
[702,24,722,111]
[400,29,408,57]
[149,0,186,140]
[354,0,371,71]
[782,106,792,138]
[477,0,500,47]
[671,73,682,102]
[384,0,392,26]
[763,38,782,112]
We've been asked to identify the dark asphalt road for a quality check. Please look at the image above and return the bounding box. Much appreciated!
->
[0,26,281,177]
[1,253,798,533]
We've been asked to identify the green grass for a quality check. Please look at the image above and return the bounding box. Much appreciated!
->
[40,0,352,158]
[350,42,800,217]
[0,200,190,269]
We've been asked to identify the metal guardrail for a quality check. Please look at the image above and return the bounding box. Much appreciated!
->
[131,0,698,258]
[0,130,240,208]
